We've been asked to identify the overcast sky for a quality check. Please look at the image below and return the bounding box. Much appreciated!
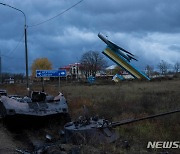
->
[0,0,180,74]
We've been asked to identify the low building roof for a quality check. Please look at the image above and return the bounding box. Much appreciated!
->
[105,65,117,70]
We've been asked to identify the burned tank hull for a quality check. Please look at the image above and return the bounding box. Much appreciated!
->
[64,118,119,144]
[0,91,70,126]
[63,110,180,145]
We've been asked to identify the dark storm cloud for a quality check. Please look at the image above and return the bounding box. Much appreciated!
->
[0,0,180,73]
[64,0,180,33]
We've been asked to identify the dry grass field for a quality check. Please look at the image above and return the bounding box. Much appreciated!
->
[0,77,180,153]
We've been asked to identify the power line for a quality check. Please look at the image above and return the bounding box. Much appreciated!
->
[1,54,24,60]
[28,0,84,28]
[5,32,24,56]
[1,32,24,59]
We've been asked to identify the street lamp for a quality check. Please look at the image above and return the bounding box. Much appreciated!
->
[0,2,29,91]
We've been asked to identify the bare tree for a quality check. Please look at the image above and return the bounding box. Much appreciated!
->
[80,51,107,78]
[174,62,180,73]
[158,60,169,75]
[145,65,154,77]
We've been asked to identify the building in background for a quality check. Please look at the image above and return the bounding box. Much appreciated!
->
[105,65,134,79]
[60,63,134,80]
[4,78,14,84]
[59,63,83,80]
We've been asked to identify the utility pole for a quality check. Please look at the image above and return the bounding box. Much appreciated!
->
[24,23,29,91]
[0,2,29,91]
[0,51,2,84]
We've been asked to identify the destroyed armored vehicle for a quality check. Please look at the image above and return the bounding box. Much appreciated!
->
[64,116,118,144]
[64,110,180,144]
[0,91,69,124]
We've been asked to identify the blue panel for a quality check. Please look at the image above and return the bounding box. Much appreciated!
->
[102,50,150,80]
[87,76,96,84]
[102,51,137,79]
[116,74,125,80]
[36,70,66,77]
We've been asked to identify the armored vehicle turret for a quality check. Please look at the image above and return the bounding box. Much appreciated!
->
[64,110,180,144]
[0,91,69,125]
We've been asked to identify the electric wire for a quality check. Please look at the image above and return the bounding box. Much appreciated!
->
[28,0,84,28]
[5,32,24,56]
[0,0,84,62]
[1,32,24,60]
[2,54,24,60]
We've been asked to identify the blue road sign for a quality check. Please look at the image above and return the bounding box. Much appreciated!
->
[87,76,95,84]
[36,70,66,77]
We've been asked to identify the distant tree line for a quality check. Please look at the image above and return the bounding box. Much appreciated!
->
[2,55,178,83]
[145,60,180,77]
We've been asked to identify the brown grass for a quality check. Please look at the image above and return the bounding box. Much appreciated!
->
[0,78,180,153]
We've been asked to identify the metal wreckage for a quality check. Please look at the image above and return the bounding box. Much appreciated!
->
[13,109,180,153]
[64,109,180,144]
[1,89,180,153]
[0,90,69,125]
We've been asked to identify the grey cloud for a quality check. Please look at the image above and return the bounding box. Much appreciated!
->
[168,44,180,52]
[0,0,180,73]
[68,0,180,33]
